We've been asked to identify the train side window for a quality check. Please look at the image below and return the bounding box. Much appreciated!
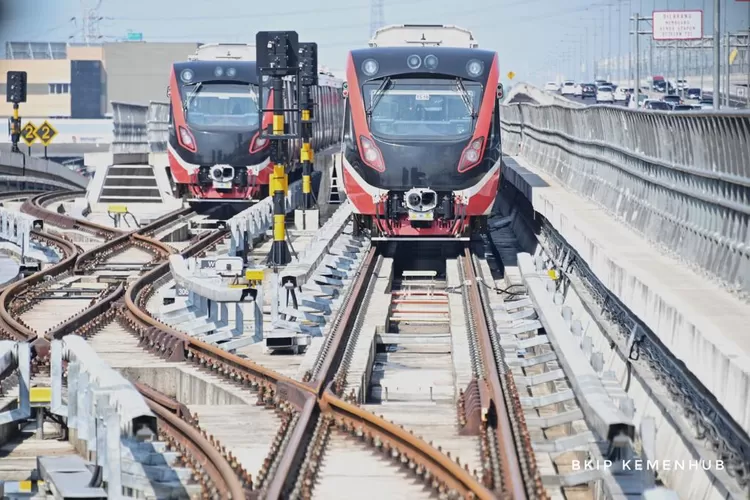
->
[491,100,500,144]
[342,100,353,144]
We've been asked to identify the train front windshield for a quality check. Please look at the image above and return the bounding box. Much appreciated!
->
[181,82,260,129]
[363,77,483,140]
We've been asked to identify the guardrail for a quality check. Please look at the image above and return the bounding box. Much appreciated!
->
[500,102,750,297]
[147,101,169,153]
[0,151,88,189]
[111,102,149,155]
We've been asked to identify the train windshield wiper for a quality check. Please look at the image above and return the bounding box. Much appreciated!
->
[183,82,203,112]
[455,78,477,119]
[366,77,392,117]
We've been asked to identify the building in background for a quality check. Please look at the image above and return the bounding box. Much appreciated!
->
[0,41,200,118]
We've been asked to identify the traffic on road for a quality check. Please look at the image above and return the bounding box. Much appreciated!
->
[542,77,742,111]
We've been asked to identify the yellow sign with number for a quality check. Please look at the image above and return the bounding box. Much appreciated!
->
[34,120,58,146]
[20,122,37,146]
[507,71,515,80]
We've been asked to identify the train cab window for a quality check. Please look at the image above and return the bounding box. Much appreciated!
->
[363,77,482,140]
[181,82,260,129]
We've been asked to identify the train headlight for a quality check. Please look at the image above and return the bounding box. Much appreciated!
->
[211,166,224,180]
[180,69,194,83]
[424,55,438,70]
[178,126,196,152]
[457,137,484,173]
[362,59,379,76]
[465,149,479,163]
[364,148,378,163]
[359,136,385,172]
[249,131,270,153]
[466,59,484,77]
[227,67,237,77]
[214,66,224,77]
[407,55,422,70]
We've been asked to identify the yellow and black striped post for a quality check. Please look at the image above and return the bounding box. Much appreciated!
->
[269,77,292,266]
[300,85,314,210]
[10,103,20,153]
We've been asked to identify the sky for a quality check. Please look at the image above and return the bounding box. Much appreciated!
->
[0,0,748,86]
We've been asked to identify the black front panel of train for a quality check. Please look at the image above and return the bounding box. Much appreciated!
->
[345,139,498,191]
[169,129,263,167]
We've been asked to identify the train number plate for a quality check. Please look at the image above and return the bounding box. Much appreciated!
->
[213,181,232,189]
[408,211,434,221]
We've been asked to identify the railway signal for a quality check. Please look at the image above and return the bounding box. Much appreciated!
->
[256,31,301,267]
[6,71,28,154]
[296,42,319,230]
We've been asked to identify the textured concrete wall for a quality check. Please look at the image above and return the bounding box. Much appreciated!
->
[102,42,200,115]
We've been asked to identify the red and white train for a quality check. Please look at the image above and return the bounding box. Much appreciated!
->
[167,43,344,212]
[339,25,503,239]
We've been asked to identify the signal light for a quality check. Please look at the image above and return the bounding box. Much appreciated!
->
[458,137,484,172]
[6,71,27,103]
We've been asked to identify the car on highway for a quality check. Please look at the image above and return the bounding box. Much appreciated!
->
[698,98,713,109]
[662,94,682,106]
[544,81,559,92]
[561,81,576,95]
[595,86,615,103]
[643,99,671,110]
[672,104,695,111]
[574,84,582,97]
[580,83,597,98]
[629,93,648,109]
[686,88,702,100]
[614,86,628,102]
[676,79,688,90]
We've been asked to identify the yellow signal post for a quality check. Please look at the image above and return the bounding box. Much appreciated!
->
[257,31,300,267]
[295,42,320,230]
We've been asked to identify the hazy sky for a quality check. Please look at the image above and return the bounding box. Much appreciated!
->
[1,0,748,86]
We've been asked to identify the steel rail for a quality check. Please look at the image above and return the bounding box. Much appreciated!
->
[461,246,527,499]
[138,384,247,499]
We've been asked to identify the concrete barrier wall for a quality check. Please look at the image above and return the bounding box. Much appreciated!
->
[147,102,169,153]
[500,103,750,297]
[0,150,88,188]
[110,102,149,155]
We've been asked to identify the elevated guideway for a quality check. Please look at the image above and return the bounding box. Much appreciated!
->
[499,85,750,499]
[0,151,89,190]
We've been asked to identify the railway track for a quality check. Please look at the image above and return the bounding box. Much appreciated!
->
[0,190,189,356]
[0,190,608,499]
[120,233,550,498]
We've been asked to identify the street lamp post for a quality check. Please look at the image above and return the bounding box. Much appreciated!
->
[713,0,720,109]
